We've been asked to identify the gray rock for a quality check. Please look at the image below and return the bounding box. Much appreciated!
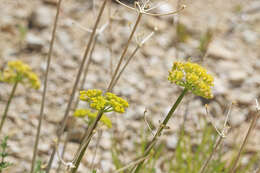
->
[100,160,114,171]
[242,30,259,44]
[26,33,45,50]
[30,6,53,29]
[166,133,178,149]
[208,41,236,60]
[229,69,248,85]
[229,108,247,126]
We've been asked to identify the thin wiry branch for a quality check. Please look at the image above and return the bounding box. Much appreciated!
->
[45,0,109,171]
[30,0,63,172]
[54,138,75,170]
[115,0,186,16]
[200,103,232,173]
[205,103,231,138]
[144,109,155,137]
[115,155,151,173]
[111,29,155,88]
[228,99,260,173]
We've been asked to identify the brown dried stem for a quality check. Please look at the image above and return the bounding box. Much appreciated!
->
[228,100,260,173]
[45,0,108,171]
[30,1,63,172]
[107,12,143,92]
[199,136,223,173]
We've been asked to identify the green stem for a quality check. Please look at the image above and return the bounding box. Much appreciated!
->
[0,81,19,134]
[133,88,188,173]
[70,111,104,173]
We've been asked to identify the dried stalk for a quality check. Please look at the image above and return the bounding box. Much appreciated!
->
[45,0,108,171]
[228,100,260,173]
[199,136,223,173]
[107,12,143,92]
[30,0,63,172]
[56,36,98,173]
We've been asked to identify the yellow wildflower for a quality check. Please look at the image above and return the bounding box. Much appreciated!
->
[105,92,129,113]
[168,61,214,99]
[79,89,129,113]
[74,109,112,128]
[1,60,41,89]
[89,96,107,111]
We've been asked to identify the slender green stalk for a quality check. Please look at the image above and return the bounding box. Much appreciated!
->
[0,81,18,133]
[70,12,143,172]
[30,0,63,172]
[132,88,188,173]
[199,136,223,173]
[45,0,108,172]
[70,111,104,173]
[228,110,259,173]
[56,132,69,173]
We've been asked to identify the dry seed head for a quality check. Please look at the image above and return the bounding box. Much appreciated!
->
[115,0,185,16]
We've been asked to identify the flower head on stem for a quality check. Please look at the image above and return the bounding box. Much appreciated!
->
[0,60,41,133]
[168,61,214,99]
[1,60,41,89]
[74,89,128,129]
[79,89,129,113]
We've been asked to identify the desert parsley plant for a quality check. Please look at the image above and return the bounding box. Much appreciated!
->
[71,89,129,172]
[132,61,214,172]
[168,61,214,99]
[0,136,12,173]
[0,60,40,133]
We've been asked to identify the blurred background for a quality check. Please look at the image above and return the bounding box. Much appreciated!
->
[0,0,260,172]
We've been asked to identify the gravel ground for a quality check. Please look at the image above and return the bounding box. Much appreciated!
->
[0,0,260,172]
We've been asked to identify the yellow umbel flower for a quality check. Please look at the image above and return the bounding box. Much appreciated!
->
[79,89,129,113]
[79,89,102,101]
[74,109,112,128]
[1,60,41,89]
[168,61,214,99]
[105,92,129,113]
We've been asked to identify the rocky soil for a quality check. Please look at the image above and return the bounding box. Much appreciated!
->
[0,0,260,172]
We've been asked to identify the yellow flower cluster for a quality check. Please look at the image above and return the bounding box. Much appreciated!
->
[74,109,112,128]
[79,89,129,113]
[105,92,129,113]
[0,60,40,89]
[168,61,214,99]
